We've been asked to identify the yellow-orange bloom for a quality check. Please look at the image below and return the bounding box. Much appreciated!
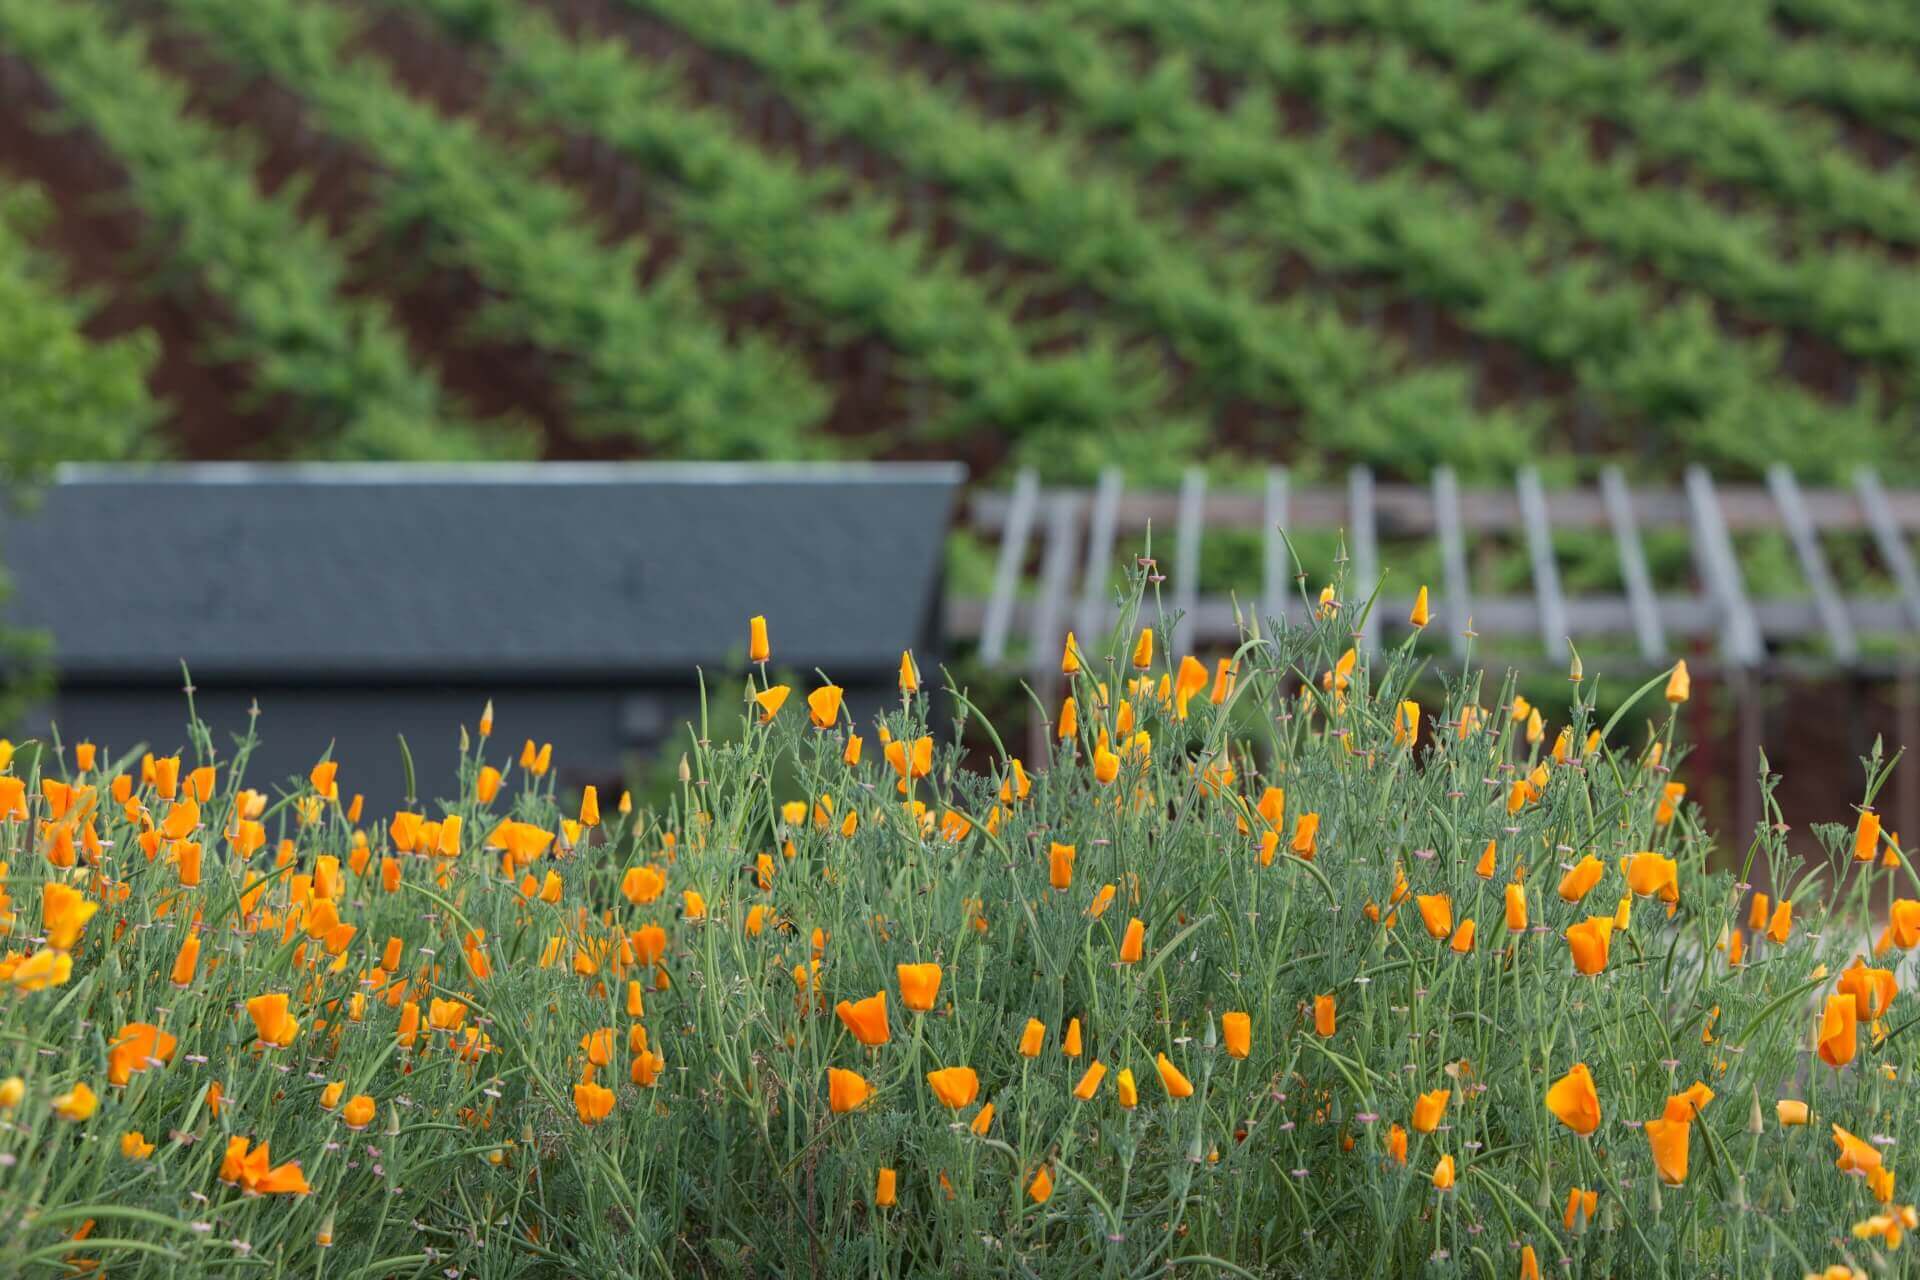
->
[1411,1088,1450,1134]
[1290,812,1320,860]
[1393,699,1421,748]
[1545,1062,1601,1134]
[1563,1187,1598,1231]
[896,963,942,1013]
[1834,1122,1884,1174]
[247,994,300,1048]
[1474,839,1497,879]
[1018,1018,1046,1057]
[428,998,468,1032]
[1557,855,1606,903]
[1665,659,1690,703]
[1566,916,1614,975]
[1119,917,1145,964]
[1173,655,1209,719]
[807,685,844,729]
[41,882,97,951]
[1857,809,1883,862]
[1768,899,1792,944]
[170,935,200,987]
[1386,1122,1407,1164]
[1416,894,1452,940]
[1049,842,1075,891]
[926,1066,979,1109]
[1818,992,1858,1068]
[1644,1116,1688,1185]
[1625,852,1678,898]
[1410,585,1430,627]
[1839,956,1899,1021]
[621,865,666,905]
[106,1022,177,1087]
[1431,1153,1455,1189]
[10,947,72,992]
[835,992,890,1046]
[828,1067,873,1113]
[1221,1011,1250,1059]
[754,686,791,723]
[1073,1061,1107,1100]
[1130,628,1153,669]
[1314,994,1336,1037]
[52,1081,97,1122]
[1663,1081,1714,1123]
[1155,1052,1194,1099]
[573,1082,615,1125]
[884,736,934,785]
[1777,1099,1810,1126]
[1505,884,1528,932]
[748,615,770,663]
[875,1167,897,1207]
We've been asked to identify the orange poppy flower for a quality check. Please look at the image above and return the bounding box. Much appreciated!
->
[835,992,890,1046]
[926,1066,979,1109]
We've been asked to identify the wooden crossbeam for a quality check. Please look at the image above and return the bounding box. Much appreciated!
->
[970,484,1920,535]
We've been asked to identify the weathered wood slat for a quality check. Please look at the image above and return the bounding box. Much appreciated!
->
[978,468,1038,666]
[1516,467,1568,659]
[1348,467,1379,652]
[1856,468,1920,631]
[1174,467,1207,639]
[1767,464,1858,661]
[1030,493,1083,682]
[1600,465,1665,662]
[1685,466,1764,665]
[1074,468,1124,658]
[1261,466,1290,635]
[1432,466,1471,657]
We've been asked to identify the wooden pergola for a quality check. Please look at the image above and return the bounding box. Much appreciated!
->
[954,464,1920,838]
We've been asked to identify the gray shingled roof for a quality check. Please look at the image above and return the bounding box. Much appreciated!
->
[0,463,964,682]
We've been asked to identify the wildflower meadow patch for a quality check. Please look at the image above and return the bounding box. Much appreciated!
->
[0,567,1911,1278]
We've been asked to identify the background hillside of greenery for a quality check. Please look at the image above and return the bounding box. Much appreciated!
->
[0,0,1915,488]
